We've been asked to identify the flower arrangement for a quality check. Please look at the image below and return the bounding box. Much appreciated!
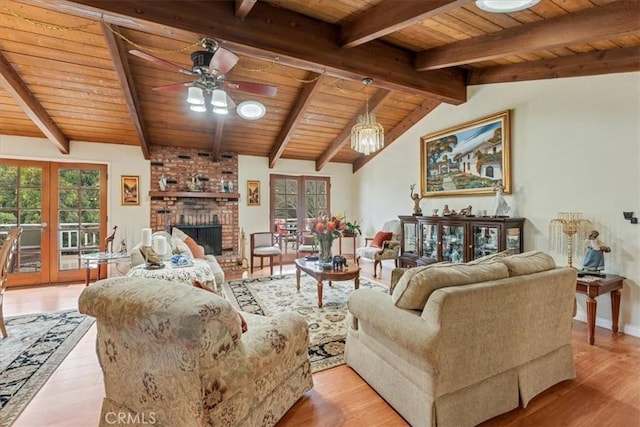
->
[312,214,345,266]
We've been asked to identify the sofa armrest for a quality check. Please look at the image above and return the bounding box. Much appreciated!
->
[79,277,241,347]
[348,289,438,361]
[390,268,409,293]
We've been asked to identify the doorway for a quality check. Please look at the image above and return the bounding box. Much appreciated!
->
[0,159,107,286]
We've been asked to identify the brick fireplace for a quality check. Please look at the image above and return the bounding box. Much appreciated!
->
[148,146,242,275]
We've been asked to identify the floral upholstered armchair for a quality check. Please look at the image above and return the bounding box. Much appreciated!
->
[355,219,402,278]
[79,276,312,427]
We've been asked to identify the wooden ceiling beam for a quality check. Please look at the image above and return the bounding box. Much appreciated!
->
[469,46,640,85]
[316,89,393,171]
[36,0,466,104]
[212,115,225,162]
[235,0,257,19]
[353,99,440,173]
[0,51,69,154]
[269,72,324,168]
[416,0,640,71]
[342,0,473,48]
[101,22,151,160]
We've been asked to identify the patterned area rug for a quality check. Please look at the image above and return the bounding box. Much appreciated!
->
[0,310,95,427]
[222,273,388,373]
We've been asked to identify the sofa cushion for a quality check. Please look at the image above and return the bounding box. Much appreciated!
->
[497,251,556,276]
[184,236,206,259]
[392,263,509,310]
[467,249,511,265]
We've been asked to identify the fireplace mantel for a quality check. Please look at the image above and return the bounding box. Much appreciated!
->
[149,191,240,200]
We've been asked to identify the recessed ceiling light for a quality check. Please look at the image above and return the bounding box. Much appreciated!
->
[237,100,266,120]
[475,0,539,13]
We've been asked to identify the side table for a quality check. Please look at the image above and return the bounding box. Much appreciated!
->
[82,252,131,286]
[575,274,624,345]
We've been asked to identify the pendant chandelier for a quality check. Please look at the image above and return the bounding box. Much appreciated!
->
[350,78,384,155]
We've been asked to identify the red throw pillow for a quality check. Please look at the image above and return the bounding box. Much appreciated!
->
[193,280,247,333]
[371,231,393,248]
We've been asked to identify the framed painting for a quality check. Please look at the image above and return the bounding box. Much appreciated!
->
[121,175,140,205]
[247,180,260,206]
[420,110,511,197]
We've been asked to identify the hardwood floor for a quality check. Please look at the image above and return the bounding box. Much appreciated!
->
[5,260,640,427]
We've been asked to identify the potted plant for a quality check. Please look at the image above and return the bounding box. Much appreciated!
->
[343,220,362,237]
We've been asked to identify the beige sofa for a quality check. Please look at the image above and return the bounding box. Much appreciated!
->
[345,251,577,427]
[79,276,312,426]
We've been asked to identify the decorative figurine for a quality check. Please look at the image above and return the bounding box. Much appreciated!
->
[158,173,167,191]
[410,184,423,216]
[105,225,117,253]
[432,209,439,217]
[582,230,611,272]
[493,180,510,217]
[442,204,451,216]
[459,205,472,216]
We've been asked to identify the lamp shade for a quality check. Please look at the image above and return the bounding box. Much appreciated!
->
[213,106,229,115]
[190,104,207,112]
[211,89,227,107]
[187,87,204,105]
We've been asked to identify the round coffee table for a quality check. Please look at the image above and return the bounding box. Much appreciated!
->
[294,258,360,308]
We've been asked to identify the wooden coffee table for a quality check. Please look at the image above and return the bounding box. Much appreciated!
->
[294,258,360,308]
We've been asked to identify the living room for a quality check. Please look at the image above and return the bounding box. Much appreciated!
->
[1,0,640,426]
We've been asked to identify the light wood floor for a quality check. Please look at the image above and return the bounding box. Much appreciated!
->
[5,261,640,427]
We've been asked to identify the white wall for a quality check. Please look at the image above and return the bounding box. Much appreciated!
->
[354,72,640,336]
[0,136,150,251]
[238,155,354,256]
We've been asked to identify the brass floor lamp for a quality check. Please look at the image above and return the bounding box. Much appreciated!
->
[549,212,593,268]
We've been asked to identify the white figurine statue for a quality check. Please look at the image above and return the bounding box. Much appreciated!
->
[158,173,167,191]
[493,180,510,217]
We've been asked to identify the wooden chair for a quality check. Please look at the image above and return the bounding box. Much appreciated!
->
[295,231,317,258]
[250,232,283,275]
[1,227,23,338]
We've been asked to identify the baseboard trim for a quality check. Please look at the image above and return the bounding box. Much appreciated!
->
[573,315,640,338]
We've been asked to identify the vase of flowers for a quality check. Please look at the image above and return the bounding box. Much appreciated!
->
[313,214,344,269]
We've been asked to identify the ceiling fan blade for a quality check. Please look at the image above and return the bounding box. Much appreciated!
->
[209,47,239,75]
[129,49,193,76]
[152,82,192,92]
[224,80,277,97]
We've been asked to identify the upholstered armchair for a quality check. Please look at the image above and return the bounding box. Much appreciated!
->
[355,219,401,278]
[79,276,313,427]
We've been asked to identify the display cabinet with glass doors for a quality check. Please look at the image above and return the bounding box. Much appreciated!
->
[399,215,525,267]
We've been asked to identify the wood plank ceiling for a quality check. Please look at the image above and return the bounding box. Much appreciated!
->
[0,0,638,172]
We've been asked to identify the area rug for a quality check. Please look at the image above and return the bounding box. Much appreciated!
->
[0,309,95,427]
[222,273,388,373]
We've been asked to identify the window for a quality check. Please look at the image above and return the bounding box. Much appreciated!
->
[270,174,330,236]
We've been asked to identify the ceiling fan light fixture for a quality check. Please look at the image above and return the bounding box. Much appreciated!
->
[212,106,229,115]
[237,100,266,121]
[475,0,539,13]
[187,87,205,105]
[189,104,207,113]
[211,89,228,108]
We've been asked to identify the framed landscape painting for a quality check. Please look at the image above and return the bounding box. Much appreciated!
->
[121,175,140,205]
[420,110,511,197]
[247,180,260,206]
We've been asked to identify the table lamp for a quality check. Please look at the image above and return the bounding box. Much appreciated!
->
[548,212,592,268]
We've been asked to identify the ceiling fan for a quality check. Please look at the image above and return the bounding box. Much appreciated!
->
[129,38,277,116]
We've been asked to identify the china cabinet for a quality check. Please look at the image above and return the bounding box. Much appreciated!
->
[399,215,525,267]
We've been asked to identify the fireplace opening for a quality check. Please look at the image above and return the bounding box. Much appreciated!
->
[172,224,222,256]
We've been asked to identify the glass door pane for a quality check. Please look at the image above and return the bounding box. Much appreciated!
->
[441,224,464,263]
[507,227,522,254]
[421,223,438,261]
[472,225,499,259]
[0,161,49,286]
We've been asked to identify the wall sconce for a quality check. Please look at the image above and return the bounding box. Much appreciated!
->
[623,212,638,224]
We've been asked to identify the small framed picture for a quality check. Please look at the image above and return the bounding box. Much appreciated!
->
[121,175,140,205]
[247,180,260,206]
